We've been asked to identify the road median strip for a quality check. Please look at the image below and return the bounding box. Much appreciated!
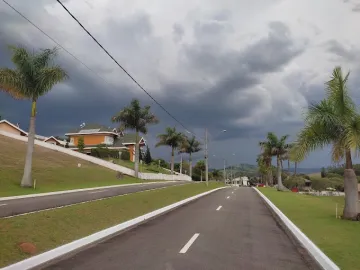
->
[1,183,224,269]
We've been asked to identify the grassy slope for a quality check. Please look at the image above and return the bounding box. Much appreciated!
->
[0,135,150,197]
[106,158,171,174]
[0,182,223,267]
[259,188,360,270]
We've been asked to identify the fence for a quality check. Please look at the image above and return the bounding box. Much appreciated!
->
[0,130,192,181]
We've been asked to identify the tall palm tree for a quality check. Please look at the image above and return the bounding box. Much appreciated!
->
[293,66,360,220]
[156,127,185,174]
[260,132,290,191]
[179,135,202,179]
[0,46,67,187]
[256,154,269,185]
[112,99,158,178]
[259,138,274,186]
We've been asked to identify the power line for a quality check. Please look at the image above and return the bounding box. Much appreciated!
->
[1,0,111,87]
[55,0,191,132]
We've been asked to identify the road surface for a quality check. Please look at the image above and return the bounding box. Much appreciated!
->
[43,187,317,270]
[0,181,186,218]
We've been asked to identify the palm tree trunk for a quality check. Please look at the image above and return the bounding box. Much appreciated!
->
[21,100,37,188]
[294,162,297,176]
[171,147,174,174]
[288,159,290,171]
[134,130,139,178]
[342,149,358,219]
[189,153,192,180]
[277,156,286,191]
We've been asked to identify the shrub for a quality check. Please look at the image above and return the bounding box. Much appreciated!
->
[326,172,342,178]
[91,144,119,159]
[310,177,344,191]
[284,176,307,190]
[120,150,130,161]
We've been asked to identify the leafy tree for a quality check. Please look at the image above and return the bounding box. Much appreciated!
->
[256,154,269,184]
[144,145,152,164]
[77,137,85,153]
[179,135,202,180]
[212,169,221,181]
[112,99,158,178]
[258,140,274,186]
[292,66,360,219]
[0,46,67,187]
[156,127,185,174]
[260,132,290,191]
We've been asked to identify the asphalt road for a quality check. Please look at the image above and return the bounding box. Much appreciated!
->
[0,181,186,218]
[43,187,317,270]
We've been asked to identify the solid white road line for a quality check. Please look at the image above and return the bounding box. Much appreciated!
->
[226,196,230,199]
[0,203,7,207]
[216,206,222,211]
[179,233,200,254]
[89,190,106,194]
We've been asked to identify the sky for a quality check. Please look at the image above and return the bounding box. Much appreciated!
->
[0,0,359,169]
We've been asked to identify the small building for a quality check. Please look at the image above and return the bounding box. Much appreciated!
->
[0,119,27,136]
[65,124,146,162]
[43,136,66,147]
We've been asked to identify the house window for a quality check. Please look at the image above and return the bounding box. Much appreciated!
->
[104,136,114,145]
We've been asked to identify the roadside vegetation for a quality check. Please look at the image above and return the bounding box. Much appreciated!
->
[257,66,360,220]
[259,188,360,270]
[0,182,223,267]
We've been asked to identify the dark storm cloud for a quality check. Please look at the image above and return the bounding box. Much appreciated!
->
[0,2,307,165]
[326,39,360,61]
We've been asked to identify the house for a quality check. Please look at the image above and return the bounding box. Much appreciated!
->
[65,124,146,162]
[43,136,66,147]
[0,119,27,136]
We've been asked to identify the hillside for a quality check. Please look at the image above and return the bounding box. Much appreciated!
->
[0,135,143,197]
[211,163,322,177]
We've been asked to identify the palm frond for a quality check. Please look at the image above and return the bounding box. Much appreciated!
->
[33,48,58,70]
[0,68,27,99]
[36,66,68,99]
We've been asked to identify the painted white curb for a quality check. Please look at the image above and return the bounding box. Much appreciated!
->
[1,187,225,270]
[253,188,340,270]
[0,181,175,201]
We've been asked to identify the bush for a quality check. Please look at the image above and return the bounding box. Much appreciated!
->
[284,176,307,190]
[298,173,311,180]
[326,173,342,178]
[120,150,130,161]
[91,144,119,159]
[310,177,344,192]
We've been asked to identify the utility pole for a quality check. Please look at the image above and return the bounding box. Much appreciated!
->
[180,153,183,174]
[223,159,226,185]
[205,128,209,186]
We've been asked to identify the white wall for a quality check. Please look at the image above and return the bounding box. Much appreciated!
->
[0,130,192,181]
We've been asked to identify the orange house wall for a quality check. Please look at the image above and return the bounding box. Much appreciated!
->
[71,134,107,146]
[0,123,22,135]
[128,145,135,162]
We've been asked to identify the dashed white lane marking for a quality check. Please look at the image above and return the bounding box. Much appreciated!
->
[0,203,7,207]
[232,192,234,194]
[216,206,222,211]
[179,233,200,254]
[226,196,230,199]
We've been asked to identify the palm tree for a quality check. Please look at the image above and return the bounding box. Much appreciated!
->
[293,66,360,220]
[112,99,158,178]
[256,154,269,185]
[156,127,185,174]
[179,135,202,180]
[259,138,274,186]
[260,132,290,191]
[0,46,67,187]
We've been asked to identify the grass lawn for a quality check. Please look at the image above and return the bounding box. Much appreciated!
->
[106,158,172,174]
[0,182,223,267]
[0,135,154,197]
[259,188,360,270]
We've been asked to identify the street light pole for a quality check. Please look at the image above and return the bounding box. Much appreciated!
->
[205,128,209,186]
[223,159,226,184]
[180,153,183,174]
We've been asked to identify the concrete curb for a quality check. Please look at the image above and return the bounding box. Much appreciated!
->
[253,187,340,270]
[1,187,225,270]
[0,181,174,201]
